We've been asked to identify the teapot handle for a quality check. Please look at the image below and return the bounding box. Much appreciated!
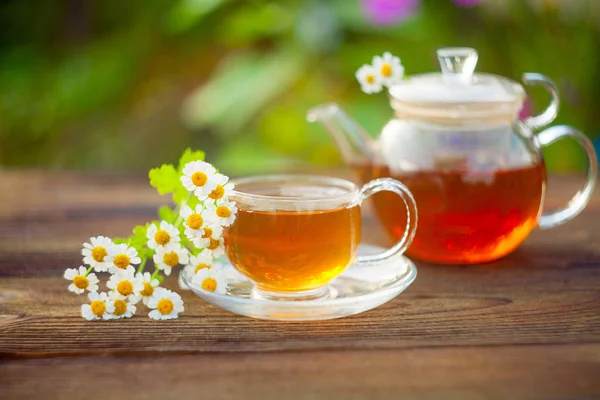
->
[522,73,560,130]
[537,125,598,229]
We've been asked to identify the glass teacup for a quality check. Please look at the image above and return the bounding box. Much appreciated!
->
[223,175,418,301]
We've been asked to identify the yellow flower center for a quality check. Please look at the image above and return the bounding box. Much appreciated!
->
[208,185,225,200]
[73,275,89,289]
[163,252,179,267]
[90,300,105,317]
[187,214,203,230]
[201,277,218,292]
[191,172,208,187]
[114,254,130,270]
[117,280,134,296]
[113,299,127,316]
[202,227,213,239]
[216,206,231,218]
[140,282,154,297]
[157,298,174,315]
[91,246,107,262]
[208,238,220,250]
[381,63,392,77]
[154,229,170,245]
[366,74,376,84]
[194,263,210,273]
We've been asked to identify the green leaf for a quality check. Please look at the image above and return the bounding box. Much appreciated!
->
[130,223,153,259]
[158,205,176,223]
[149,164,179,195]
[187,194,200,209]
[177,147,205,173]
[172,184,191,205]
[156,274,165,284]
[112,237,128,245]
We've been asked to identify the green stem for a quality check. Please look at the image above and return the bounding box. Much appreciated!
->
[151,267,161,280]
[137,257,148,274]
[173,193,193,228]
[84,266,94,276]
[184,244,198,256]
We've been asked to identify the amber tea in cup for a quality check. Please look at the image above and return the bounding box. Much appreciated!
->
[224,175,418,301]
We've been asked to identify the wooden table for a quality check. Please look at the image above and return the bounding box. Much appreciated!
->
[1,170,599,399]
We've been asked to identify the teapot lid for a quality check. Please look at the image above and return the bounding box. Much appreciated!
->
[388,48,526,122]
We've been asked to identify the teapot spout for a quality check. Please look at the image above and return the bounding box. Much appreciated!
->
[307,103,375,165]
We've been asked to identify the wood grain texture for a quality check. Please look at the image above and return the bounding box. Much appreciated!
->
[2,344,599,400]
[1,170,599,399]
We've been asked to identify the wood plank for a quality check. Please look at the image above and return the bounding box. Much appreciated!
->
[1,254,599,358]
[1,344,599,400]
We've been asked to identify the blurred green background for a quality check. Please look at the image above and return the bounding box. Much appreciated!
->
[1,0,599,175]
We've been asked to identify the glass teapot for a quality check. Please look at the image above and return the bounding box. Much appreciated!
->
[308,47,597,264]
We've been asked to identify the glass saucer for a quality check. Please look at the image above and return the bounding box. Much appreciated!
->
[180,244,417,321]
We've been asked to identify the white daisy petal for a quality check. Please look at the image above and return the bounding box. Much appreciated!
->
[132,272,161,306]
[63,268,78,280]
[204,199,238,227]
[192,268,227,295]
[372,52,404,87]
[81,236,114,272]
[153,243,189,276]
[106,244,140,274]
[81,291,112,321]
[107,269,143,299]
[196,174,235,201]
[147,221,181,250]
[356,64,383,94]
[147,288,184,320]
[180,161,218,196]
[187,251,213,274]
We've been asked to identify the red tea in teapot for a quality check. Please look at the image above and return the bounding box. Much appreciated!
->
[353,163,546,264]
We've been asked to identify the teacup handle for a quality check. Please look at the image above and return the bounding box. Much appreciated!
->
[536,125,598,229]
[356,178,418,265]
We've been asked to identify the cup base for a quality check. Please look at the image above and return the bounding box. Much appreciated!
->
[181,244,417,321]
[251,285,336,301]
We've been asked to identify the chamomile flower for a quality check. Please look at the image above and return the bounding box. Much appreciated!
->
[153,243,189,276]
[355,64,383,94]
[188,251,213,274]
[372,52,404,87]
[81,236,114,272]
[204,199,237,227]
[198,173,234,201]
[180,161,218,197]
[204,236,225,258]
[106,268,143,301]
[106,244,141,274]
[191,222,223,248]
[64,266,99,294]
[147,288,184,320]
[106,292,136,319]
[130,272,160,306]
[147,220,180,250]
[81,292,114,321]
[192,267,227,295]
[180,204,208,238]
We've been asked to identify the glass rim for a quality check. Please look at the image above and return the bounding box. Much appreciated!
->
[229,174,359,207]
